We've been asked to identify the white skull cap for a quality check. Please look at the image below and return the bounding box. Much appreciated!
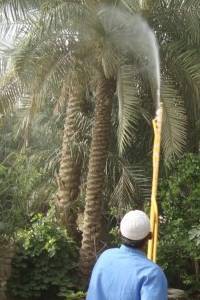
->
[120,210,150,241]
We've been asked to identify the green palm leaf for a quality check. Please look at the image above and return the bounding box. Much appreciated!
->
[110,163,150,215]
[117,65,141,154]
[152,0,200,47]
[40,0,85,33]
[102,45,120,79]
[120,0,141,13]
[0,71,22,115]
[161,77,187,163]
[165,43,200,118]
[10,27,73,105]
[0,0,39,20]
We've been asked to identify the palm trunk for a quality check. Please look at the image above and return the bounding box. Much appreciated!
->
[56,83,82,240]
[80,74,115,277]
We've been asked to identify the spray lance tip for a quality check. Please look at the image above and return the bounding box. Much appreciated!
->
[155,89,163,119]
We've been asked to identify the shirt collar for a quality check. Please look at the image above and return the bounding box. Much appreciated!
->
[120,244,146,257]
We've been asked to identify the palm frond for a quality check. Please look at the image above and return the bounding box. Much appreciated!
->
[117,65,141,154]
[0,5,36,41]
[165,43,200,117]
[0,0,39,20]
[120,0,141,13]
[0,20,25,40]
[15,92,48,147]
[10,27,72,103]
[152,0,200,47]
[0,70,22,115]
[174,48,200,95]
[31,49,70,105]
[172,0,200,10]
[161,77,187,163]
[0,55,8,74]
[39,0,85,33]
[54,80,68,114]
[182,10,200,46]
[101,40,120,79]
[110,162,151,216]
[68,109,92,166]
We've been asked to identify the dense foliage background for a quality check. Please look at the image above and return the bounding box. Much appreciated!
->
[7,212,80,299]
[158,154,200,293]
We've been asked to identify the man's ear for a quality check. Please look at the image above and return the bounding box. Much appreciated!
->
[148,232,153,240]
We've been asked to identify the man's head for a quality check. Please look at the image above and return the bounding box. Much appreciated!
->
[120,210,152,250]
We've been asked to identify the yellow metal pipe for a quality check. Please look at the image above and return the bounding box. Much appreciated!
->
[147,104,163,262]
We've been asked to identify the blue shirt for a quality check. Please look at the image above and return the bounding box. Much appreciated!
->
[87,245,168,300]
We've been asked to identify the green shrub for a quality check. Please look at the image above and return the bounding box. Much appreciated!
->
[7,212,80,299]
[158,154,200,292]
[0,154,52,238]
[65,291,86,299]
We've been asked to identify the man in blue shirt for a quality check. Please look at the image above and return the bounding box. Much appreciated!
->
[87,210,168,300]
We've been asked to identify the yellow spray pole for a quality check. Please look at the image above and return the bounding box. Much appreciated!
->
[147,103,163,262]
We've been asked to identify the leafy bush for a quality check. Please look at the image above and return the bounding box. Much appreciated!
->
[189,225,200,247]
[7,212,80,299]
[0,111,60,239]
[65,291,86,299]
[158,154,200,292]
[0,154,53,238]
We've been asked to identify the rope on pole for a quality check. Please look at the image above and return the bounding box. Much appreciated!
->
[147,103,163,262]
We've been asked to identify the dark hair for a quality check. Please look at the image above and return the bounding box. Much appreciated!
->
[121,234,151,249]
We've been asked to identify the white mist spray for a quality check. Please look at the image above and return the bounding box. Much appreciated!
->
[98,5,161,111]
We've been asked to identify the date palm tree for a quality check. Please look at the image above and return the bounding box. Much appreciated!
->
[0,1,87,239]
[79,0,200,276]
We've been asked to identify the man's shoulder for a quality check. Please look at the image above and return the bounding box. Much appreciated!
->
[96,247,120,262]
[144,258,167,279]
[100,247,120,257]
[94,247,120,268]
